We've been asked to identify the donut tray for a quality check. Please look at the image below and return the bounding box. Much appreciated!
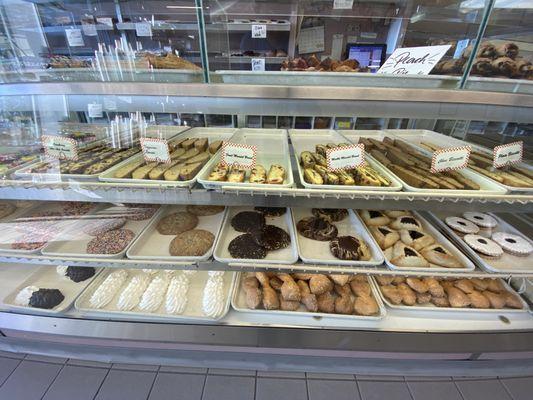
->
[291,208,384,267]
[126,205,227,262]
[231,272,385,321]
[429,211,533,274]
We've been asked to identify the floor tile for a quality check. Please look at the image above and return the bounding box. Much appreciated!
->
[0,360,62,400]
[257,370,305,379]
[42,365,108,400]
[308,379,360,400]
[94,369,157,400]
[307,373,355,380]
[148,372,205,400]
[112,363,159,372]
[202,375,255,400]
[256,378,307,400]
[67,359,112,369]
[407,381,462,400]
[358,381,413,400]
[25,354,67,364]
[456,379,512,400]
[209,368,256,376]
[356,375,405,381]
[0,357,20,386]
[159,366,208,374]
[0,350,25,360]
[500,377,533,400]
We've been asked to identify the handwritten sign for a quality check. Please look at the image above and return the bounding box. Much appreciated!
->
[140,138,171,164]
[97,17,113,27]
[333,0,354,9]
[65,29,84,47]
[430,146,471,173]
[221,142,257,169]
[378,45,451,75]
[87,103,103,118]
[326,144,365,171]
[252,24,267,38]
[135,22,152,37]
[251,58,265,71]
[493,141,523,168]
[42,135,78,161]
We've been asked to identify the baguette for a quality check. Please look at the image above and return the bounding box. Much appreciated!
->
[208,140,223,154]
[114,159,145,178]
[131,162,158,180]
[388,164,439,189]
[194,138,208,152]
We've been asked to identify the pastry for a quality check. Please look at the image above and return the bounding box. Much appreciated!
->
[349,278,371,297]
[467,291,490,309]
[329,236,371,261]
[277,273,301,302]
[405,278,429,294]
[334,284,352,314]
[483,290,506,309]
[242,275,262,309]
[360,210,390,226]
[0,202,16,219]
[156,212,198,235]
[431,295,450,307]
[317,291,335,313]
[454,279,475,294]
[491,232,532,256]
[303,168,323,185]
[390,241,429,268]
[117,273,151,311]
[445,287,471,308]
[471,278,489,292]
[86,229,135,254]
[311,208,348,222]
[354,294,380,316]
[64,266,95,283]
[463,212,498,228]
[163,273,190,314]
[416,292,431,304]
[487,279,505,293]
[231,211,265,233]
[397,283,416,305]
[249,165,266,184]
[463,234,503,258]
[208,140,223,154]
[314,165,340,185]
[61,202,94,216]
[300,151,315,168]
[329,274,350,286]
[337,170,355,185]
[89,270,128,309]
[14,286,39,306]
[420,244,463,268]
[251,225,291,251]
[384,210,410,218]
[186,205,225,216]
[207,163,228,181]
[380,285,402,305]
[169,229,215,257]
[227,168,245,182]
[139,272,170,312]
[296,217,338,241]
[256,272,279,310]
[504,291,523,309]
[375,276,394,286]
[28,288,65,309]
[228,233,267,259]
[297,280,318,312]
[309,274,333,295]
[266,164,285,184]
[82,218,127,236]
[390,215,423,231]
[399,229,435,251]
[444,217,479,234]
[369,226,400,250]
[254,207,286,217]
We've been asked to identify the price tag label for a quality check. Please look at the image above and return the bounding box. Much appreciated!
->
[65,28,84,47]
[493,141,523,168]
[251,58,265,71]
[140,138,171,164]
[135,22,152,37]
[97,17,113,27]
[81,23,97,36]
[42,135,78,161]
[221,142,257,169]
[251,24,267,38]
[378,45,451,75]
[87,103,103,118]
[326,143,365,171]
[430,146,471,173]
[334,0,354,10]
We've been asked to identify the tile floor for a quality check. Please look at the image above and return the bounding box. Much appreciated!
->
[0,351,532,400]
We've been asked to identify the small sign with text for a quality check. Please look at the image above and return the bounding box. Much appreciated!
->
[135,22,152,37]
[251,58,265,71]
[326,144,365,171]
[42,135,78,161]
[251,24,267,38]
[378,45,451,75]
[87,103,103,118]
[65,28,84,47]
[493,141,523,168]
[333,0,354,9]
[431,146,471,173]
[221,142,257,169]
[140,138,171,164]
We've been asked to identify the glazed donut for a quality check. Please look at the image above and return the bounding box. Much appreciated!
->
[491,232,532,256]
[296,217,338,241]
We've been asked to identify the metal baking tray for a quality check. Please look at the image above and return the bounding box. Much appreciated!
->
[231,272,385,320]
[289,129,403,191]
[291,208,384,267]
[429,211,533,274]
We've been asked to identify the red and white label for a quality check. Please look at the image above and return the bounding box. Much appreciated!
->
[221,142,257,169]
[140,138,171,164]
[493,141,523,168]
[430,146,471,173]
[42,135,78,161]
[326,143,365,171]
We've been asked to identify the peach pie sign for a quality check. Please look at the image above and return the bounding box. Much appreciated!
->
[378,45,451,75]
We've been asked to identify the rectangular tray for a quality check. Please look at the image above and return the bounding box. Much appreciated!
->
[360,211,476,273]
[75,269,236,322]
[126,205,227,262]
[213,206,299,265]
[376,277,528,313]
[144,125,191,140]
[197,128,294,190]
[41,205,159,259]
[429,211,533,274]
[99,127,236,188]
[231,272,385,320]
[3,266,102,315]
[288,129,403,192]
[291,208,384,266]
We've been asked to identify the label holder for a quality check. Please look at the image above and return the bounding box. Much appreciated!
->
[140,137,171,164]
[493,141,523,168]
[326,143,365,171]
[42,135,79,161]
[221,142,257,170]
[430,146,471,173]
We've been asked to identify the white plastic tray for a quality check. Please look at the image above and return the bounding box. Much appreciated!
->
[213,206,298,265]
[291,208,384,266]
[99,128,236,187]
[41,205,159,259]
[3,266,102,315]
[143,125,191,140]
[231,272,385,320]
[197,129,294,190]
[127,205,227,262]
[75,269,236,322]
[288,129,403,191]
[429,211,533,274]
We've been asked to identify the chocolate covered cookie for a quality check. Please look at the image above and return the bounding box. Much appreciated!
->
[254,207,287,217]
[156,212,198,235]
[330,235,371,261]
[169,229,215,256]
[28,288,64,309]
[252,225,291,251]
[297,217,338,241]
[230,211,265,233]
[228,233,267,259]
[186,205,225,216]
[86,229,135,254]
[311,208,348,222]
[65,266,96,283]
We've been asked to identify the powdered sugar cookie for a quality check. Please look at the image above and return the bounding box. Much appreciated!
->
[491,232,532,256]
[463,212,498,228]
[445,217,479,234]
[463,234,503,258]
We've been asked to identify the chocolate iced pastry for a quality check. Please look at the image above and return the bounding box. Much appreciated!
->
[65,266,96,283]
[230,211,266,233]
[28,288,65,309]
[252,225,291,251]
[330,236,371,261]
[228,233,267,259]
[297,217,338,241]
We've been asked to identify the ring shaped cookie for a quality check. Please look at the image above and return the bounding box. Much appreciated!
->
[463,234,503,258]
[445,217,480,234]
[491,232,532,256]
[463,212,498,228]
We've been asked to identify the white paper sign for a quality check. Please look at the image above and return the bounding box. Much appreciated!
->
[298,26,325,54]
[252,24,267,38]
[87,103,103,118]
[135,22,152,37]
[334,0,354,9]
[378,45,451,75]
[430,146,471,173]
[493,141,523,168]
[42,135,78,161]
[97,17,113,27]
[65,29,84,47]
[103,97,117,111]
[327,144,365,171]
[221,142,257,169]
[140,138,171,164]
[81,23,97,36]
[251,58,265,71]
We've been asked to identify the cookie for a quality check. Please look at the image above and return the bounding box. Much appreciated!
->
[156,212,198,235]
[251,225,291,251]
[228,233,267,259]
[86,229,135,254]
[463,212,498,228]
[390,241,429,268]
[82,218,127,236]
[169,229,215,256]
[360,210,390,226]
[65,266,96,283]
[384,210,410,218]
[491,232,532,256]
[61,202,94,216]
[420,244,463,268]
[311,208,348,222]
[296,217,338,241]
[463,234,503,258]
[330,236,371,261]
[186,205,225,216]
[0,203,16,219]
[254,207,287,217]
[445,217,479,234]
[399,229,435,251]
[230,211,265,233]
[389,216,423,231]
[124,204,158,221]
[369,226,400,249]
[10,234,48,251]
[28,288,64,309]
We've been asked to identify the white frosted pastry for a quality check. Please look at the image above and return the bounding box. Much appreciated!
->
[183,270,197,276]
[89,270,128,309]
[15,286,38,306]
[202,275,225,318]
[165,273,190,314]
[116,273,151,311]
[138,273,170,312]
[56,266,68,276]
[208,271,225,278]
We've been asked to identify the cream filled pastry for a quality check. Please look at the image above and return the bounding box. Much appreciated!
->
[165,273,190,314]
[202,275,225,318]
[116,273,151,311]
[139,273,170,312]
[89,270,128,309]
